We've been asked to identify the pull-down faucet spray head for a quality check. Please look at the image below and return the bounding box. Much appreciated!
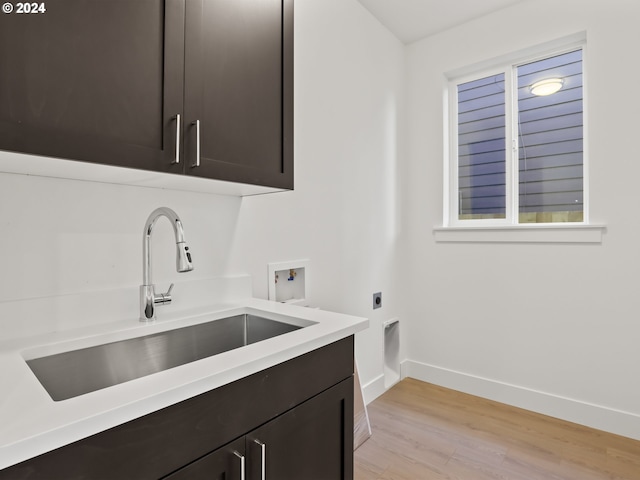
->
[140,207,194,321]
[176,240,193,273]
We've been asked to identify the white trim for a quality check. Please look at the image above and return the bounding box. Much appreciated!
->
[442,78,451,226]
[445,38,589,229]
[402,359,640,442]
[361,373,386,405]
[506,67,516,224]
[582,42,591,224]
[448,67,511,228]
[433,224,605,243]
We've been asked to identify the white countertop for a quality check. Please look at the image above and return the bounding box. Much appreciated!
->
[0,298,368,469]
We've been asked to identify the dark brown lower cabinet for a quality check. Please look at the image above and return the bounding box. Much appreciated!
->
[0,337,354,480]
[164,437,246,480]
[166,379,353,480]
[247,379,353,480]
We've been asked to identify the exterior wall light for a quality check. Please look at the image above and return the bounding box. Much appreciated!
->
[530,78,564,96]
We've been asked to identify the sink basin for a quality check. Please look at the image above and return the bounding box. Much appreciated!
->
[26,314,304,401]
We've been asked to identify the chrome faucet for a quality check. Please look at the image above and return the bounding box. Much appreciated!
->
[140,207,194,321]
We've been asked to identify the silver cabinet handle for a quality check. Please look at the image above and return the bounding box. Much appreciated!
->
[171,114,181,164]
[191,120,200,168]
[233,451,245,480]
[254,439,266,480]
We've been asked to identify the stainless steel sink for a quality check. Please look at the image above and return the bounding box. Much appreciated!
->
[26,314,303,401]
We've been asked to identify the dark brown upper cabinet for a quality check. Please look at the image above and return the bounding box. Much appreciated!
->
[183,0,293,189]
[0,0,293,190]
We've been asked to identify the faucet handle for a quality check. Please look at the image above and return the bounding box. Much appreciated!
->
[155,283,174,306]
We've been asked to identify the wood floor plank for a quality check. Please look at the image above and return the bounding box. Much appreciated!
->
[354,379,640,480]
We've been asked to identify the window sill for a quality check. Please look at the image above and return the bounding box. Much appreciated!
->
[433,224,606,244]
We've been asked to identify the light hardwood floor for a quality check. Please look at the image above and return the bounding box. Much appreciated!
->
[354,379,640,480]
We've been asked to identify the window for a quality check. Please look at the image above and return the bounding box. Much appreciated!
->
[449,47,585,226]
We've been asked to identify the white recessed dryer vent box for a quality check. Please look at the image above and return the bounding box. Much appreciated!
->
[268,260,310,306]
[383,318,400,389]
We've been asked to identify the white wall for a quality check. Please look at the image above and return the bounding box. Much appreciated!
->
[0,172,244,339]
[401,0,640,440]
[0,0,404,400]
[7,0,636,444]
[229,0,404,398]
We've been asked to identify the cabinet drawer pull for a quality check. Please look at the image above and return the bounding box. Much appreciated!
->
[233,451,245,480]
[171,114,181,165]
[254,439,266,480]
[191,120,201,168]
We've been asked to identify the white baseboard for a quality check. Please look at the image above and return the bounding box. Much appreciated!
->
[361,374,386,405]
[402,359,640,442]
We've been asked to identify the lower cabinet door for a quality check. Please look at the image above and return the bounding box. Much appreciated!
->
[164,437,246,480]
[247,377,354,480]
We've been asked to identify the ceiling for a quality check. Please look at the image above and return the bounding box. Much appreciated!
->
[356,0,526,44]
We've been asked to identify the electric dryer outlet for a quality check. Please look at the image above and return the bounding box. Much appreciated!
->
[373,292,382,309]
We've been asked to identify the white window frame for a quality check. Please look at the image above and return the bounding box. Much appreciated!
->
[439,38,604,243]
[448,65,516,227]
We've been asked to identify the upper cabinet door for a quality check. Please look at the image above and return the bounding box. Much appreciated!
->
[183,0,293,189]
[0,0,184,173]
